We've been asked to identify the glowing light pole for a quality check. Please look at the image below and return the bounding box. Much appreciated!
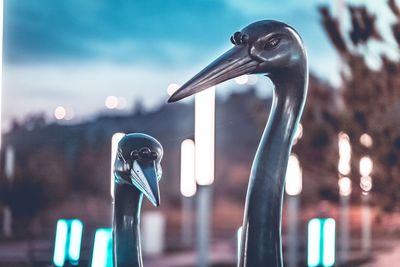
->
[180,139,197,247]
[3,146,14,237]
[307,218,336,267]
[195,86,215,267]
[285,153,302,267]
[284,124,303,267]
[91,228,113,267]
[359,153,373,255]
[337,132,351,264]
[53,219,84,267]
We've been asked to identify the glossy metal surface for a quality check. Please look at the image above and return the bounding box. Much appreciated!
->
[113,133,163,267]
[169,20,308,267]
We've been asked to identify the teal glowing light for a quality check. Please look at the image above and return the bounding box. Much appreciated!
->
[69,219,84,264]
[53,219,84,267]
[53,220,68,267]
[91,228,113,267]
[323,219,336,266]
[307,218,336,267]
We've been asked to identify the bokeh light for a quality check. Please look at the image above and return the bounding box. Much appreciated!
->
[54,106,67,120]
[338,177,352,197]
[360,133,373,148]
[105,96,118,109]
[360,156,373,177]
[360,176,372,192]
[116,97,127,110]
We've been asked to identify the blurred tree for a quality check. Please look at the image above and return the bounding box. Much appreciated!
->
[294,76,341,203]
[25,147,70,201]
[21,113,47,131]
[319,1,400,211]
[319,6,348,54]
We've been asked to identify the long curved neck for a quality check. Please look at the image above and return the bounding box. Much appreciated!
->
[113,182,144,267]
[239,64,308,267]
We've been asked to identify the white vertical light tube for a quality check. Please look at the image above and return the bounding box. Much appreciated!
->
[111,133,125,199]
[195,87,215,185]
[285,153,302,267]
[180,139,196,247]
[323,218,336,267]
[181,139,197,197]
[3,146,14,237]
[307,219,321,267]
[359,155,373,255]
[195,86,215,267]
[337,132,351,264]
[285,154,302,196]
[338,132,351,177]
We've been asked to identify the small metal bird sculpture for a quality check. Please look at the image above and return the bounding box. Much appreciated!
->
[169,20,308,267]
[112,133,163,267]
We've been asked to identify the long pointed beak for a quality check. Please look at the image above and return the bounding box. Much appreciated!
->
[168,45,259,102]
[130,161,160,206]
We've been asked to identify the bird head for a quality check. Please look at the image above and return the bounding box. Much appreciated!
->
[168,20,306,102]
[114,133,163,206]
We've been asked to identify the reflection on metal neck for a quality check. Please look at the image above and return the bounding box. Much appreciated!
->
[113,182,143,267]
[239,71,307,267]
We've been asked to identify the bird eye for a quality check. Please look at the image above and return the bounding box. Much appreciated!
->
[264,36,281,49]
[139,147,151,160]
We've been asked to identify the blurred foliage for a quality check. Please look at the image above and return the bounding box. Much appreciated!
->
[319,1,400,211]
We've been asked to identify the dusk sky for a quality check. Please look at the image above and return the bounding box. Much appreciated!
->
[2,0,396,130]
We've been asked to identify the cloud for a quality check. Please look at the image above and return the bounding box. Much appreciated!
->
[3,0,335,67]
[4,0,247,64]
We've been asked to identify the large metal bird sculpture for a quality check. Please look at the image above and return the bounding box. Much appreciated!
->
[113,133,163,267]
[169,20,308,267]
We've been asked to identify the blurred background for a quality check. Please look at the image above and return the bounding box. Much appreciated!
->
[1,0,400,266]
